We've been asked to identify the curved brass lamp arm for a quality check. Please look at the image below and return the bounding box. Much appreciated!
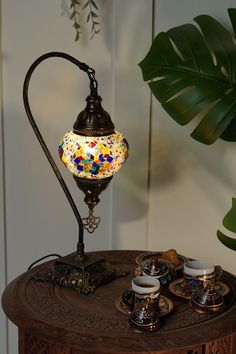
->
[23,52,98,256]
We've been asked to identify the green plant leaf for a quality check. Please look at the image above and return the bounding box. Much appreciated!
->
[139,10,236,145]
[217,198,236,250]
[217,230,236,251]
[222,198,236,232]
[228,8,236,36]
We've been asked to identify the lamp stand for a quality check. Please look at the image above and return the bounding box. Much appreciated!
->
[23,52,128,294]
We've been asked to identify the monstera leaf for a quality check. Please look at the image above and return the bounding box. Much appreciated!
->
[139,8,236,145]
[140,9,236,251]
[217,198,236,250]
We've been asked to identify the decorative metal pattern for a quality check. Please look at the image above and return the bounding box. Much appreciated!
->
[82,209,100,233]
[34,256,128,294]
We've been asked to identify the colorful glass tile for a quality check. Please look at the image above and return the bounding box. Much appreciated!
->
[58,131,129,179]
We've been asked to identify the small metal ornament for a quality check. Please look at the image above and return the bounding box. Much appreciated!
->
[73,175,113,233]
[82,210,101,233]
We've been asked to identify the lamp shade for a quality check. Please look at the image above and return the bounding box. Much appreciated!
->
[59,131,129,179]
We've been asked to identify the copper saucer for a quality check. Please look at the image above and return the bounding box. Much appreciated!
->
[115,295,174,317]
[169,278,230,300]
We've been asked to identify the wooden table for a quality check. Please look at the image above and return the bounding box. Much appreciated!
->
[2,250,236,354]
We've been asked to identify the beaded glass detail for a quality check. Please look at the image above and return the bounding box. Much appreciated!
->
[59,131,129,179]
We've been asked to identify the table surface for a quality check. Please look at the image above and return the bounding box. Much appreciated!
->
[2,250,236,354]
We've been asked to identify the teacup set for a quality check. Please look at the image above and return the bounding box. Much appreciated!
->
[182,260,225,313]
[182,260,222,293]
[120,254,226,332]
[120,257,174,332]
[122,275,162,332]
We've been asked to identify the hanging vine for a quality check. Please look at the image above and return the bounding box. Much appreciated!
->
[67,0,100,41]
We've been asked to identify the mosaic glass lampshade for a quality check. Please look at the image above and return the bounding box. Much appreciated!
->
[59,93,129,233]
[59,131,128,179]
[23,52,129,294]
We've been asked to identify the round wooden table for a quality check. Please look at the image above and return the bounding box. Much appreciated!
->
[2,250,236,354]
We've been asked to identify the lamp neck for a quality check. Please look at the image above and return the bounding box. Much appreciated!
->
[23,51,101,258]
[73,95,115,136]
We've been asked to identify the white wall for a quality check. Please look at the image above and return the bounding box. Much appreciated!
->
[149,0,236,272]
[0,1,7,351]
[1,1,236,353]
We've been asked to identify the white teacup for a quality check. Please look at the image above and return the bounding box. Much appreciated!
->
[122,275,160,310]
[132,275,160,296]
[183,260,222,293]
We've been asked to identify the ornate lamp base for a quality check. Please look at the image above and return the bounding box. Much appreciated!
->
[33,253,128,294]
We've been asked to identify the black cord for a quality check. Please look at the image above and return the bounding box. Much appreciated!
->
[28,253,62,270]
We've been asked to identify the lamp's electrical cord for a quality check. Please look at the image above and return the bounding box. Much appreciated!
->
[28,253,62,270]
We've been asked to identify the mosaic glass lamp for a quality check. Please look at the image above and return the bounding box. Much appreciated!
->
[23,52,129,294]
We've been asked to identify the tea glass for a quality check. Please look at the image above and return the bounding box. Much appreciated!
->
[183,260,222,295]
[122,275,160,310]
[122,275,161,331]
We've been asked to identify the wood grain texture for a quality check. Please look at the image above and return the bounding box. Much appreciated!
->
[2,250,236,354]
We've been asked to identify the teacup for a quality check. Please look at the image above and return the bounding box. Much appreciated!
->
[122,275,161,311]
[183,260,222,295]
[122,275,161,331]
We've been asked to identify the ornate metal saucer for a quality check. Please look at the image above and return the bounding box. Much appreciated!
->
[115,295,174,317]
[168,278,230,300]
